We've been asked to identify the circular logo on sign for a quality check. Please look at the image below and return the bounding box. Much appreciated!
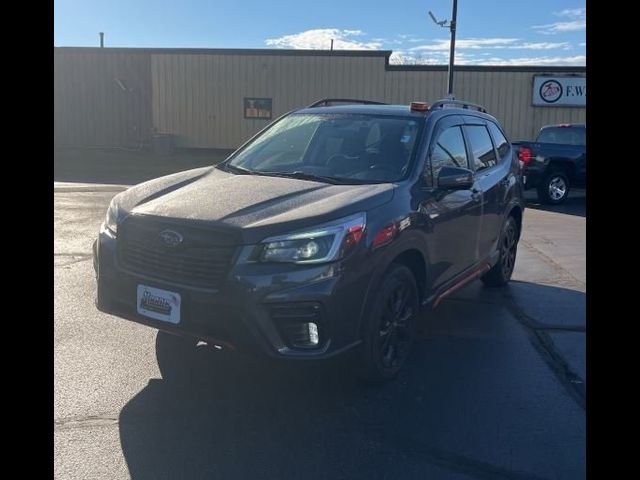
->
[539,80,563,103]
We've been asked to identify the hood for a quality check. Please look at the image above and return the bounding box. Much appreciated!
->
[115,167,395,244]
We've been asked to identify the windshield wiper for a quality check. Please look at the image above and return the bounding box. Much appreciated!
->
[220,165,368,184]
[270,171,347,184]
[259,171,372,185]
[219,163,255,175]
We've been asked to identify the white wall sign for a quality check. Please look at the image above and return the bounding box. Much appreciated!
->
[532,75,586,107]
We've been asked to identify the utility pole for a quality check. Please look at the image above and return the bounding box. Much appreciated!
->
[447,0,457,96]
[429,0,459,97]
[99,32,104,48]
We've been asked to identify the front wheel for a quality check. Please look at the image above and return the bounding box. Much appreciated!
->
[481,216,519,287]
[356,264,419,384]
[537,171,570,205]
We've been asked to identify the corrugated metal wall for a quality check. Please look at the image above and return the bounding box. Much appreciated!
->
[55,48,586,148]
[383,68,586,141]
[54,49,152,147]
[151,53,390,148]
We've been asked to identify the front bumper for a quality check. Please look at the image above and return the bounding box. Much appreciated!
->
[93,228,368,360]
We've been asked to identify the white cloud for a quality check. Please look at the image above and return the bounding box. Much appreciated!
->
[555,7,586,18]
[412,38,521,51]
[461,55,586,66]
[264,30,584,66]
[389,51,413,65]
[533,20,586,34]
[508,42,571,50]
[534,7,586,34]
[389,49,585,66]
[410,38,569,52]
[265,29,382,50]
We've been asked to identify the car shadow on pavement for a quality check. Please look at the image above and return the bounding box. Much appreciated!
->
[523,192,586,218]
[118,281,586,480]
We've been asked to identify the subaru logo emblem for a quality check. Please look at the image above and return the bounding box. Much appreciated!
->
[158,230,183,247]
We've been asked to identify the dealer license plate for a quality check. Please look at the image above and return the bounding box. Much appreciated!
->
[136,285,181,324]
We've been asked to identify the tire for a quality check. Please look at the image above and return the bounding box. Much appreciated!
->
[481,216,519,287]
[356,264,419,384]
[155,330,202,383]
[537,171,570,205]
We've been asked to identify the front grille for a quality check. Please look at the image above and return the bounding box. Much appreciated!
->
[118,216,237,289]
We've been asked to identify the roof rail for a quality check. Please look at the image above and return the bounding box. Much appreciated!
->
[430,98,487,113]
[306,98,387,108]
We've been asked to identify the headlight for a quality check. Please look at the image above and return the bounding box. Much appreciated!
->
[104,199,120,236]
[257,213,366,264]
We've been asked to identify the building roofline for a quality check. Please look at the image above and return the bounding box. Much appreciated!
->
[53,46,586,72]
[53,46,393,58]
[385,63,586,73]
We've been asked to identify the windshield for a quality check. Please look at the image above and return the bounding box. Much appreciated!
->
[537,127,586,146]
[223,113,423,183]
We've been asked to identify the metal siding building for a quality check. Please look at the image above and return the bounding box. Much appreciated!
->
[54,48,153,147]
[54,47,586,149]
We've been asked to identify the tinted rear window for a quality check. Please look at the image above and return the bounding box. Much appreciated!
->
[487,122,510,159]
[537,127,586,146]
[465,125,497,171]
[429,126,470,182]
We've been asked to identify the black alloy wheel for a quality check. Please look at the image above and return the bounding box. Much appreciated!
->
[481,216,519,287]
[500,219,518,280]
[357,264,418,383]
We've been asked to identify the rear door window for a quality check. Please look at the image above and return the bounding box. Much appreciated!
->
[465,125,497,171]
[429,126,470,182]
[487,122,510,160]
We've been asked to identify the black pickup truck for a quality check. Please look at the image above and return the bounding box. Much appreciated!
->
[513,124,586,204]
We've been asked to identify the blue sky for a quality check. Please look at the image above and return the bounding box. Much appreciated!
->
[54,0,585,65]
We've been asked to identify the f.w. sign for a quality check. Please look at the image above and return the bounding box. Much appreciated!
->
[532,75,586,107]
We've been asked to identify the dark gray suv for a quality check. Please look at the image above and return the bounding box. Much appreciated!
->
[93,98,525,383]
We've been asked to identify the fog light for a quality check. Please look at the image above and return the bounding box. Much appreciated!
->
[307,322,319,345]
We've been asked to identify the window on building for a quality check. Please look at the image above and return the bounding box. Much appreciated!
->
[466,125,497,171]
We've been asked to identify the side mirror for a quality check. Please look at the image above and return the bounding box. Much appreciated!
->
[437,166,474,190]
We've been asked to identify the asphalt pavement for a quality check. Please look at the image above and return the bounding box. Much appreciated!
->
[54,183,586,480]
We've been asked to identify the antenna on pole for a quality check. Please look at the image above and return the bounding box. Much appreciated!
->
[99,32,104,48]
[428,11,448,27]
[428,1,458,96]
[330,39,334,51]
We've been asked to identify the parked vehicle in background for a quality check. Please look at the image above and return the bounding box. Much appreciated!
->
[512,124,586,204]
[93,98,525,384]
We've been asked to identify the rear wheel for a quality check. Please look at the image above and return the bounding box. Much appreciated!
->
[537,171,570,205]
[356,264,419,384]
[481,216,519,287]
